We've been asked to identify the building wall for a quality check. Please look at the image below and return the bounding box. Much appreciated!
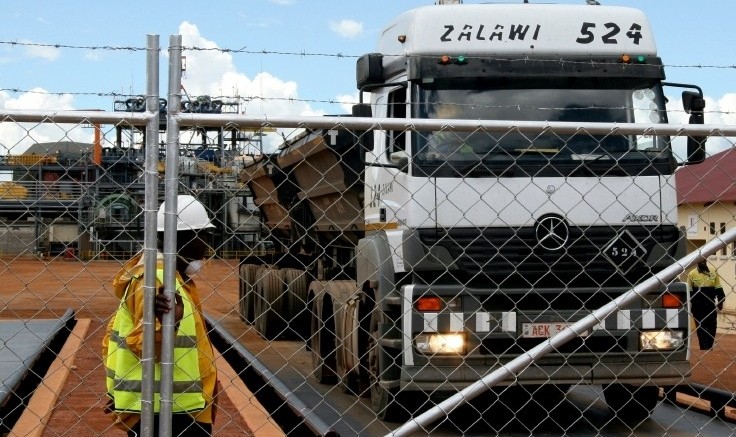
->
[0,224,43,256]
[678,201,736,330]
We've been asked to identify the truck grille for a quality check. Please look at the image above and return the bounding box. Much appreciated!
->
[417,225,680,288]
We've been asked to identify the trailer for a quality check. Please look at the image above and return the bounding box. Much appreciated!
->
[239,0,707,424]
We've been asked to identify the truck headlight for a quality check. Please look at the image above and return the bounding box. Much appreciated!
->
[640,330,684,351]
[414,333,465,354]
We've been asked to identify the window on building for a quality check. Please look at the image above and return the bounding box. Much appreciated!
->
[722,223,728,256]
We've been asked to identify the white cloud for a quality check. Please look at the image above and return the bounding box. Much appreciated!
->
[3,88,74,111]
[0,88,91,156]
[705,93,736,155]
[269,0,295,5]
[336,93,359,114]
[22,41,60,61]
[179,22,321,151]
[711,93,736,126]
[667,92,736,160]
[329,19,364,39]
[84,51,102,61]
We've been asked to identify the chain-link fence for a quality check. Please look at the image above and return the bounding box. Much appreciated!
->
[1,34,736,437]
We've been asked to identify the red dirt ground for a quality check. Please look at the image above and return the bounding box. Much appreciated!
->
[1,257,735,434]
[0,257,252,436]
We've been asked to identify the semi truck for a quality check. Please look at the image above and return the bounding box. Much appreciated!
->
[238,1,706,423]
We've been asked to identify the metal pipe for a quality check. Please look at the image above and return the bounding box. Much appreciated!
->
[140,34,160,437]
[0,110,150,124]
[159,34,183,437]
[174,113,736,137]
[0,109,732,137]
[387,229,736,436]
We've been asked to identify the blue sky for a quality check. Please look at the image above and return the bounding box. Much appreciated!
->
[0,0,734,154]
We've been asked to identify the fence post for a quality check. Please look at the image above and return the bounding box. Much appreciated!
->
[141,34,160,437]
[159,34,183,437]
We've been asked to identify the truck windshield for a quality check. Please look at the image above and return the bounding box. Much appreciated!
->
[412,77,673,177]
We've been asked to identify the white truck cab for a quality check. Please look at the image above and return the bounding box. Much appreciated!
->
[354,1,702,422]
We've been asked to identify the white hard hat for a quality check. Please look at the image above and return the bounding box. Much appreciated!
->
[157,194,215,232]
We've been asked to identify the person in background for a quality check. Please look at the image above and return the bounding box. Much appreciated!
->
[687,260,726,350]
[103,195,218,436]
[423,103,476,160]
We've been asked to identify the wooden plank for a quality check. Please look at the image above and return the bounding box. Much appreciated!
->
[10,318,91,437]
[215,350,285,437]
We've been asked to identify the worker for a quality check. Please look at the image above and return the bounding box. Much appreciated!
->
[103,194,218,436]
[423,103,476,160]
[425,129,476,160]
[687,260,726,350]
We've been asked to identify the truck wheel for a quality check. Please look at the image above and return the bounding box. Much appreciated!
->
[338,364,361,396]
[281,268,309,339]
[242,264,260,324]
[310,294,337,384]
[603,384,659,424]
[368,310,407,422]
[255,267,284,341]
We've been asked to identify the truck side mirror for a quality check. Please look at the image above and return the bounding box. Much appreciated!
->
[356,53,384,90]
[682,91,706,164]
[352,103,372,118]
[352,104,374,152]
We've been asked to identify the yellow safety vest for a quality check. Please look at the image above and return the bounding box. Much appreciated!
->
[105,269,206,413]
[688,269,721,289]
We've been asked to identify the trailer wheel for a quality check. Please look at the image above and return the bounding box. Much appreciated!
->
[280,268,309,339]
[603,384,658,425]
[310,293,337,385]
[241,264,260,324]
[368,310,407,422]
[254,267,284,341]
[238,264,247,321]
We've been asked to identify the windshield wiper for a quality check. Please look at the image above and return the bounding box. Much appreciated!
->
[511,147,560,155]
[568,153,630,177]
[458,160,515,177]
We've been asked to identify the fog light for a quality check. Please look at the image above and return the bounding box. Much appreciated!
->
[640,330,684,351]
[415,333,465,354]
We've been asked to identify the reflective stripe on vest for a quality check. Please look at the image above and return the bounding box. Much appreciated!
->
[105,269,206,413]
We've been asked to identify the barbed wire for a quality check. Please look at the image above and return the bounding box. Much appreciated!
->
[0,40,146,52]
[2,40,735,71]
[0,40,734,118]
[182,46,356,59]
[0,89,141,98]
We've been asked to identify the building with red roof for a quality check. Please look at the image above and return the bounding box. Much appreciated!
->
[676,147,736,328]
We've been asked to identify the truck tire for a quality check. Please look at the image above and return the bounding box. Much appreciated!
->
[368,309,407,422]
[310,284,337,385]
[254,267,285,341]
[603,384,659,424]
[324,280,364,396]
[280,268,309,339]
[337,299,361,395]
[242,264,260,324]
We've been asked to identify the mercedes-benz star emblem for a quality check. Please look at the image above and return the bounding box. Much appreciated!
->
[535,216,569,251]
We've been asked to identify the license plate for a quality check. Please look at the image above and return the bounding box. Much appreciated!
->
[522,322,577,338]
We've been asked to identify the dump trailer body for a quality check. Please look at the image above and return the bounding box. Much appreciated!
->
[240,153,298,241]
[277,128,365,248]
